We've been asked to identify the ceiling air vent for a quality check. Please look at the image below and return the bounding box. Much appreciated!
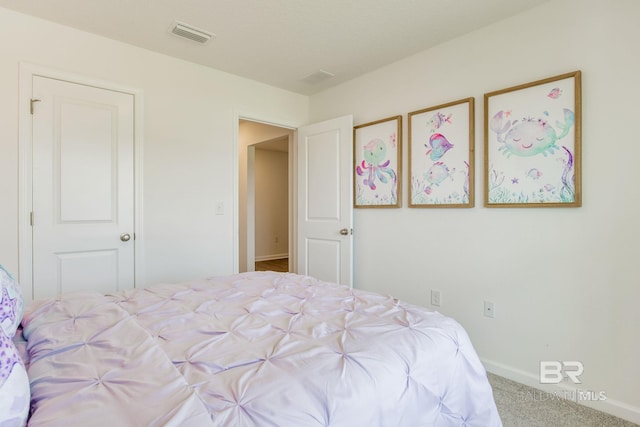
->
[300,70,335,85]
[170,21,214,44]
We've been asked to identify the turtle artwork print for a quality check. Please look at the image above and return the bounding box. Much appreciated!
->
[484,71,582,207]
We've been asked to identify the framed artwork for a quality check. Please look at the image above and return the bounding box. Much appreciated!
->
[408,97,474,208]
[353,115,402,208]
[484,71,582,207]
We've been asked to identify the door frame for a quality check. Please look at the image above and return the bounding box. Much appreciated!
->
[18,63,145,299]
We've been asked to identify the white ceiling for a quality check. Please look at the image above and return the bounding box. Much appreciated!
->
[0,0,549,95]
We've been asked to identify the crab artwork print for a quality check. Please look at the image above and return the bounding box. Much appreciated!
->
[485,71,581,206]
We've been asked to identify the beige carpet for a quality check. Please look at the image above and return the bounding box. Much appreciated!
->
[488,373,638,426]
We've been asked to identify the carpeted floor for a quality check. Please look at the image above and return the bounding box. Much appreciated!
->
[488,373,638,426]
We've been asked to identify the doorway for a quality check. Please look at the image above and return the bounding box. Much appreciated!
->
[238,120,294,274]
[237,115,353,286]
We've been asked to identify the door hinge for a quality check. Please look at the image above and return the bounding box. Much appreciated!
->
[30,98,41,115]
[30,211,34,226]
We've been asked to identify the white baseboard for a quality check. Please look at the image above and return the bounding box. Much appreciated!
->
[254,253,288,262]
[482,358,640,425]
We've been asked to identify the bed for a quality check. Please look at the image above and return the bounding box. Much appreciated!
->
[3,268,502,426]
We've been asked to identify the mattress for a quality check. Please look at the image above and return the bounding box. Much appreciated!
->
[19,271,501,426]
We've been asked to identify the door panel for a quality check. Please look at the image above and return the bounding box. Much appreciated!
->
[56,250,118,294]
[306,134,340,220]
[306,239,341,285]
[297,115,353,286]
[32,76,135,299]
[59,102,116,222]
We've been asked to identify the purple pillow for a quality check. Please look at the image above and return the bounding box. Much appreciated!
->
[0,265,30,427]
[1,265,24,339]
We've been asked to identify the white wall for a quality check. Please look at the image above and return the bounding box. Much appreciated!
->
[310,0,639,422]
[255,148,289,260]
[0,8,308,285]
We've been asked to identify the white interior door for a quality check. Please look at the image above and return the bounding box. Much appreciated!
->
[31,76,135,299]
[297,115,353,286]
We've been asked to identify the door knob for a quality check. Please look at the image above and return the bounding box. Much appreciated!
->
[120,233,131,242]
[339,228,350,236]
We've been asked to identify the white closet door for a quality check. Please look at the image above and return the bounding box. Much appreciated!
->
[31,76,135,299]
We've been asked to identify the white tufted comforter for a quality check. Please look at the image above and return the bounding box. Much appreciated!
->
[20,272,501,426]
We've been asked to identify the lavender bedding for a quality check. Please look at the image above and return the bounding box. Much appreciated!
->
[19,271,501,426]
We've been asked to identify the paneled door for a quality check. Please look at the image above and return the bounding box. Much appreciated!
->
[297,115,353,287]
[31,76,135,299]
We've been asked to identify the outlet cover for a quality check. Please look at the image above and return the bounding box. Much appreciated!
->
[431,290,441,307]
[484,301,495,318]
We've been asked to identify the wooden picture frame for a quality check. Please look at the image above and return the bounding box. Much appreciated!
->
[408,98,474,208]
[484,71,582,207]
[353,115,402,208]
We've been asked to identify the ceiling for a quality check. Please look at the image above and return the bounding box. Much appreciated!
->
[255,137,289,153]
[0,0,549,95]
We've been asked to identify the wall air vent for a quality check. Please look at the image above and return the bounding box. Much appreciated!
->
[170,21,215,44]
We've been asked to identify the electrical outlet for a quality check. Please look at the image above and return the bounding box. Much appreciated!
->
[484,301,495,318]
[430,290,441,307]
